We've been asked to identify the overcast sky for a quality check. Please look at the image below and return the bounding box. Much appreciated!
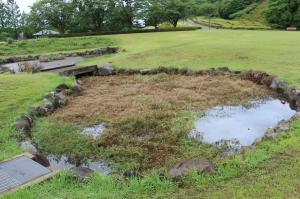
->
[16,0,35,13]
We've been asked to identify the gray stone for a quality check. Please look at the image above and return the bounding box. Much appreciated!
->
[169,159,214,178]
[71,83,83,96]
[55,84,70,93]
[106,47,119,54]
[95,48,103,56]
[140,69,152,75]
[185,69,194,76]
[217,67,230,72]
[270,78,288,94]
[265,128,277,140]
[33,153,50,167]
[30,106,48,117]
[20,140,38,155]
[13,115,33,134]
[277,120,290,131]
[53,92,68,107]
[44,92,55,100]
[98,64,115,76]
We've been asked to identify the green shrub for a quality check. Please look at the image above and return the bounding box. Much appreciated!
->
[229,3,259,19]
[50,27,201,38]
[6,38,14,45]
[219,0,258,19]
[0,32,10,41]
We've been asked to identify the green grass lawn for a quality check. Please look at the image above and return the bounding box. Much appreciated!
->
[194,17,271,30]
[0,36,116,58]
[80,29,300,87]
[2,29,300,198]
[0,74,72,161]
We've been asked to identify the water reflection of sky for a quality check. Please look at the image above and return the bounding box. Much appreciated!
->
[189,98,296,146]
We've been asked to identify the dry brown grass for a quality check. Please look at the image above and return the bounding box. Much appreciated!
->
[53,74,273,124]
[51,74,274,171]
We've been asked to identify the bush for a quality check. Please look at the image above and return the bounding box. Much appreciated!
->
[49,27,201,38]
[6,38,14,45]
[219,0,258,19]
[229,3,259,19]
[0,32,10,41]
[265,0,300,28]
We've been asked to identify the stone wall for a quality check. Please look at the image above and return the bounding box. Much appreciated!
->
[0,47,119,65]
[12,66,300,172]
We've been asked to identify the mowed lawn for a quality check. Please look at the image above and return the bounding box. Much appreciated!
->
[0,74,72,161]
[2,30,300,198]
[81,29,300,87]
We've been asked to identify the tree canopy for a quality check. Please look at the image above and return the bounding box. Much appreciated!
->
[1,0,299,40]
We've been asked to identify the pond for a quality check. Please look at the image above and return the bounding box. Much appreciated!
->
[81,124,106,140]
[189,98,296,147]
[47,155,113,175]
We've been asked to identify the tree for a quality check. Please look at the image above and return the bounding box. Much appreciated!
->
[74,0,106,31]
[28,0,74,33]
[163,0,196,27]
[6,0,21,37]
[197,2,218,17]
[0,0,9,30]
[266,0,300,28]
[144,0,165,29]
[105,0,145,30]
[218,0,255,19]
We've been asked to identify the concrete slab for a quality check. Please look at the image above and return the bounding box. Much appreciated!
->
[0,155,51,194]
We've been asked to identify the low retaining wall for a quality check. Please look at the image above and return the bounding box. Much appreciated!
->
[0,47,119,65]
[12,66,300,168]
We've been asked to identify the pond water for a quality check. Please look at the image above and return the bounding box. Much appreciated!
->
[189,98,296,147]
[81,124,106,139]
[47,155,113,175]
[20,141,112,174]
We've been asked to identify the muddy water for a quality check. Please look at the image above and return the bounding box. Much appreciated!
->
[189,98,296,147]
[47,155,113,174]
[81,124,106,139]
[20,141,112,174]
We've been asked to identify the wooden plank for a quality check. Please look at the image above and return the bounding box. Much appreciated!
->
[40,64,75,72]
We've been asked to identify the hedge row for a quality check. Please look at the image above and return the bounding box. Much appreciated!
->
[49,27,201,38]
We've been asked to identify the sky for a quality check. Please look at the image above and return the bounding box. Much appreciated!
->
[15,0,35,13]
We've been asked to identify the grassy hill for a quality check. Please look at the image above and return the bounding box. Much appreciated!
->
[193,0,271,30]
[238,0,269,25]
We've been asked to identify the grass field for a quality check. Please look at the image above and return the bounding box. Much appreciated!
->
[0,36,116,58]
[193,17,271,30]
[0,74,72,161]
[1,29,300,198]
[81,29,300,87]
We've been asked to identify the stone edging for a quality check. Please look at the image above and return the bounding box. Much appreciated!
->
[12,66,300,168]
[0,47,119,65]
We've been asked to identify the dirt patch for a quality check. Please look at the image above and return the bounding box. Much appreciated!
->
[50,74,275,171]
